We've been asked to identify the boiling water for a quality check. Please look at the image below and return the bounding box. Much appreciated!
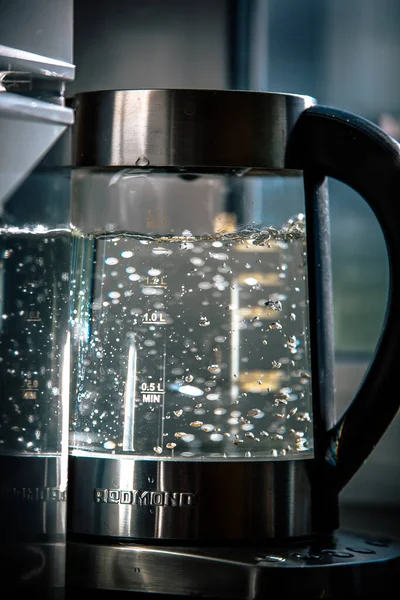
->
[0,228,71,454]
[70,216,313,459]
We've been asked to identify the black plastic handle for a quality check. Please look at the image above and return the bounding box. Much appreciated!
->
[286,105,400,492]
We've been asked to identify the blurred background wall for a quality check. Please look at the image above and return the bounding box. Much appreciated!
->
[68,0,399,535]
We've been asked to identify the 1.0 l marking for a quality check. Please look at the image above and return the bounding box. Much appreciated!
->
[142,311,167,324]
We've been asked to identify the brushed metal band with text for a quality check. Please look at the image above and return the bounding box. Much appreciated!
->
[94,488,195,507]
[0,454,66,540]
[68,455,318,541]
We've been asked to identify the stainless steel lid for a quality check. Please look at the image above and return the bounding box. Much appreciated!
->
[73,89,315,170]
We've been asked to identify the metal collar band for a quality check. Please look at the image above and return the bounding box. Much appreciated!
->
[74,89,315,170]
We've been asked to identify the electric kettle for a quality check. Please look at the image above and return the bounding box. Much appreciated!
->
[68,89,400,543]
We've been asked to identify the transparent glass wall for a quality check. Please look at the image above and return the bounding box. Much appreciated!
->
[0,167,71,593]
[70,170,313,460]
[0,181,71,455]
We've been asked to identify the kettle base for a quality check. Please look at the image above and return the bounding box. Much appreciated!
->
[66,530,400,598]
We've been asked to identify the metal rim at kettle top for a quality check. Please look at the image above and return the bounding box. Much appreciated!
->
[74,89,315,170]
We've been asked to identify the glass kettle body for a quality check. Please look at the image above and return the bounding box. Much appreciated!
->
[68,89,400,542]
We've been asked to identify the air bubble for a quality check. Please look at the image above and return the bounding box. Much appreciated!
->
[136,156,150,167]
[209,252,229,261]
[264,300,282,311]
[105,257,118,265]
[247,408,262,418]
[296,412,311,422]
[270,434,283,441]
[210,433,224,442]
[104,441,116,450]
[199,316,210,327]
[152,247,172,256]
[190,257,205,266]
[300,371,311,380]
[244,277,258,286]
[201,424,214,432]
